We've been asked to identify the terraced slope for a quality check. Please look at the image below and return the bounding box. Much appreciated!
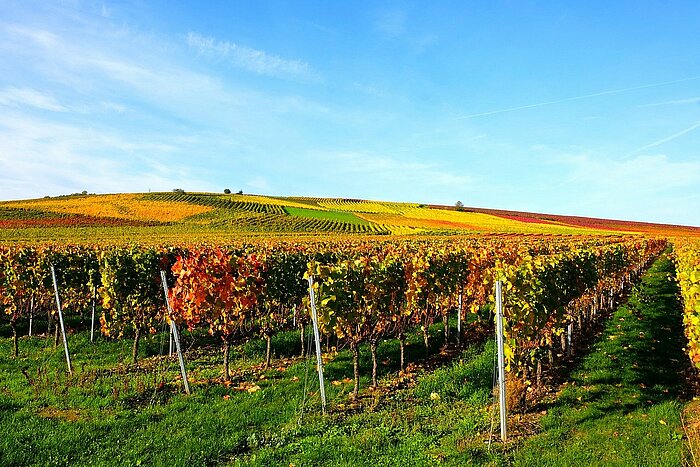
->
[1,191,699,242]
[142,193,387,234]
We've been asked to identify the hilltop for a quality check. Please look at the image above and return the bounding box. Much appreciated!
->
[0,191,698,243]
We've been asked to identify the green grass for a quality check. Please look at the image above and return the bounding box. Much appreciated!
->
[231,340,500,467]
[0,312,503,466]
[511,252,688,466]
[284,206,370,225]
[0,254,691,466]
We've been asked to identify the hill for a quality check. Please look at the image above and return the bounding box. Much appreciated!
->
[0,191,698,243]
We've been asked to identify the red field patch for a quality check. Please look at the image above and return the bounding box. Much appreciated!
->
[491,213,555,225]
[0,216,157,229]
[426,204,700,237]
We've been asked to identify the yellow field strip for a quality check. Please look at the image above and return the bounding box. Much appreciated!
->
[4,194,213,222]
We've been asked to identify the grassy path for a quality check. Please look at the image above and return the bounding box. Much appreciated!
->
[512,252,688,466]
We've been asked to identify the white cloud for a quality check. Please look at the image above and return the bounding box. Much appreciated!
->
[374,9,407,37]
[0,112,211,199]
[286,150,480,205]
[455,76,700,120]
[0,87,69,112]
[2,24,259,126]
[5,24,60,48]
[639,96,700,107]
[245,177,272,193]
[3,25,327,124]
[272,96,329,115]
[98,101,128,113]
[0,86,128,115]
[0,15,342,200]
[313,150,474,189]
[186,32,317,80]
[564,153,700,193]
[628,121,700,155]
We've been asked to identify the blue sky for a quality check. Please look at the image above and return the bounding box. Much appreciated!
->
[1,1,700,226]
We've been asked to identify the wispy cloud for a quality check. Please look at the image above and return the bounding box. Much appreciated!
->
[0,112,212,198]
[628,120,700,155]
[303,20,336,35]
[0,87,69,112]
[0,85,128,115]
[374,9,407,37]
[313,150,474,191]
[0,16,334,199]
[539,151,700,224]
[5,24,60,48]
[371,9,436,53]
[3,24,284,126]
[639,96,700,107]
[245,176,272,193]
[187,32,317,80]
[454,75,700,119]
[563,153,700,193]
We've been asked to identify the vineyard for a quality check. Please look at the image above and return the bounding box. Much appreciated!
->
[1,192,700,465]
[675,240,700,368]
[3,192,700,244]
[1,236,665,377]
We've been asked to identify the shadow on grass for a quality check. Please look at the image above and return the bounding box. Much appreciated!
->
[512,252,688,466]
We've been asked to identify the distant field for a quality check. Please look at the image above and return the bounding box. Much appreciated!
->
[283,206,370,225]
[0,191,698,243]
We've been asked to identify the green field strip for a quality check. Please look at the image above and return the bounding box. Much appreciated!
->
[179,208,388,235]
[284,206,371,225]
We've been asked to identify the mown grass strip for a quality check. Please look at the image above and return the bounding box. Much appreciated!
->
[511,252,688,466]
[284,206,370,225]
